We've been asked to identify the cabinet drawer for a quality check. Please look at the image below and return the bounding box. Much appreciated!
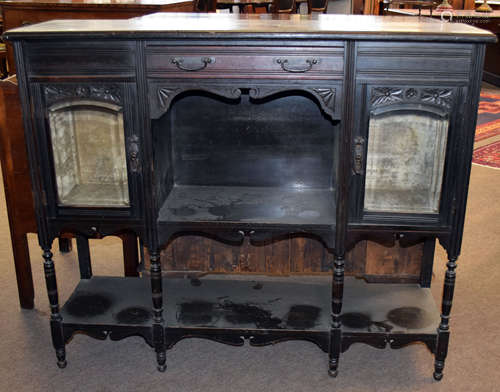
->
[146,45,344,80]
[25,41,136,77]
[356,42,473,81]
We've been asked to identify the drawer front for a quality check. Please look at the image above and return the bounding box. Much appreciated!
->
[356,42,473,82]
[24,41,136,77]
[146,45,344,80]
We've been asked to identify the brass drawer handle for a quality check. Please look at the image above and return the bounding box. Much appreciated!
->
[276,58,319,73]
[171,57,215,72]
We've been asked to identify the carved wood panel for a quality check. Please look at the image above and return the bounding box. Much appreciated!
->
[149,82,341,121]
[44,84,123,106]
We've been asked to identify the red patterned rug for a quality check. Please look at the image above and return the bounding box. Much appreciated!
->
[474,92,500,169]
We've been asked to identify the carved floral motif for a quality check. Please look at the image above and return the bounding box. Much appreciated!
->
[371,88,404,106]
[405,88,418,99]
[421,88,453,108]
[44,85,122,106]
[371,87,454,109]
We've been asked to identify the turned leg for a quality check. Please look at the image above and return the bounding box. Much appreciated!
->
[434,256,457,381]
[150,250,166,372]
[329,254,345,377]
[42,248,66,369]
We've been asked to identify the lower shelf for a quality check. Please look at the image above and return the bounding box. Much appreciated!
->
[61,277,152,327]
[165,275,331,331]
[60,275,439,352]
[60,277,153,344]
[341,278,439,352]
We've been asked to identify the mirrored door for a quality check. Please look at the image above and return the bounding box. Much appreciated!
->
[48,99,129,207]
[353,86,457,222]
[364,109,449,214]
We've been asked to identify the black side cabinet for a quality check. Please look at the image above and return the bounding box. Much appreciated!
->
[5,13,495,380]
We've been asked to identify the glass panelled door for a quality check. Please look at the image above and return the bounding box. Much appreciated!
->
[359,86,455,218]
[364,110,449,214]
[42,84,136,210]
[49,100,129,207]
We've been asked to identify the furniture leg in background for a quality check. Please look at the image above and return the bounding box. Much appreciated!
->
[58,238,72,253]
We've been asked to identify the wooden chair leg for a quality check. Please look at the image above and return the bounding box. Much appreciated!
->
[11,231,35,309]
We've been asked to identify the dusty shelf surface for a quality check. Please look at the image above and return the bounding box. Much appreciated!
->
[158,185,336,226]
[60,275,439,336]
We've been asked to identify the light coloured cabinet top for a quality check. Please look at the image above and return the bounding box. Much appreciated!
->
[4,13,497,42]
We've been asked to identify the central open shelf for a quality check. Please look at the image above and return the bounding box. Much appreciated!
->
[152,89,340,244]
[157,185,336,226]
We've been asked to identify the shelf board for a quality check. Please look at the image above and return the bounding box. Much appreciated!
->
[157,185,336,227]
[341,277,440,336]
[60,276,331,332]
[165,275,331,331]
[61,277,153,328]
[60,276,439,339]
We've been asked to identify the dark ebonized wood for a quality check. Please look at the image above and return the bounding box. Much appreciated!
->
[5,13,494,379]
[56,275,440,360]
[42,248,67,368]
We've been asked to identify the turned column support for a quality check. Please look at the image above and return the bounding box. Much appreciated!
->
[329,253,345,377]
[434,256,457,381]
[42,248,66,369]
[150,250,166,372]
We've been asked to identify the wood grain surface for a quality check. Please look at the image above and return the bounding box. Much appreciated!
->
[154,236,425,282]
